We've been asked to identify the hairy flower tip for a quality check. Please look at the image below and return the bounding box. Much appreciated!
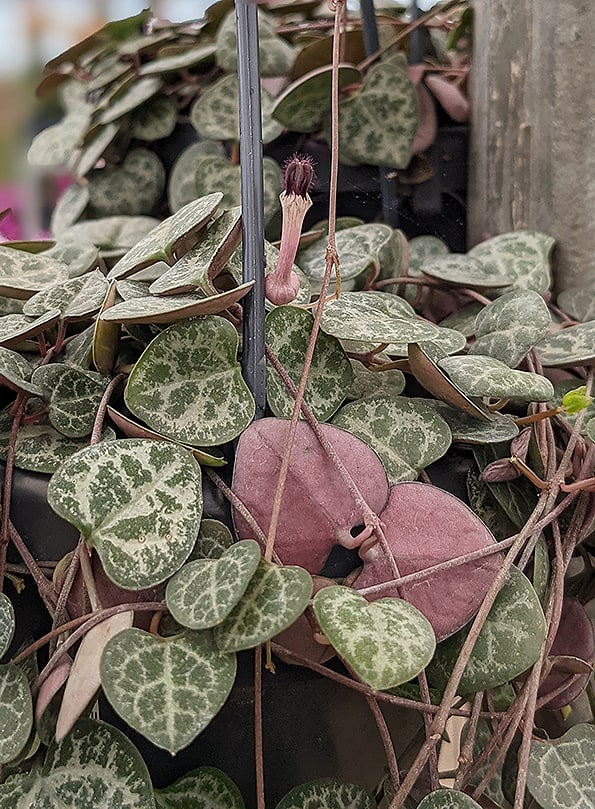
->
[283,153,316,197]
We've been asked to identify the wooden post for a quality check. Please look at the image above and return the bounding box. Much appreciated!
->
[468,1,595,293]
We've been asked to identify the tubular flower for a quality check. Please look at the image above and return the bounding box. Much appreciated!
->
[265,154,315,306]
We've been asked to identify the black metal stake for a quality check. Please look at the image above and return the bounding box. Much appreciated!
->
[236,0,267,418]
[360,0,401,228]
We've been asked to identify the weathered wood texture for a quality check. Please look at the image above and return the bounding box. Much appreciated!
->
[468,1,595,293]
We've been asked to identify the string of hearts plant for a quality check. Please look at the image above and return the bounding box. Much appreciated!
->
[0,2,594,809]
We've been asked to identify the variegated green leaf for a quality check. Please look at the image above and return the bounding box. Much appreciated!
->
[60,215,160,252]
[313,587,436,690]
[0,593,15,659]
[154,767,245,809]
[469,290,551,367]
[420,400,519,444]
[408,234,449,274]
[88,149,166,218]
[271,65,361,133]
[526,723,595,809]
[44,241,99,278]
[131,94,177,141]
[190,519,234,561]
[266,306,353,422]
[0,664,33,764]
[190,74,283,145]
[298,225,393,290]
[214,559,312,652]
[43,366,109,438]
[168,140,226,213]
[50,183,90,237]
[439,355,554,401]
[0,247,69,298]
[47,439,203,589]
[107,194,223,280]
[421,255,509,289]
[27,109,90,167]
[0,718,156,808]
[23,270,108,321]
[0,347,42,395]
[149,207,242,295]
[468,230,554,294]
[275,780,375,809]
[585,417,595,442]
[98,76,163,124]
[440,302,484,338]
[417,789,482,808]
[0,310,60,348]
[536,320,595,367]
[346,358,405,401]
[337,62,418,168]
[427,566,546,694]
[138,42,217,76]
[557,286,595,322]
[216,9,294,77]
[100,628,236,754]
[166,540,261,630]
[70,122,119,178]
[194,156,281,224]
[0,296,23,317]
[125,317,255,446]
[466,465,520,541]
[332,395,451,482]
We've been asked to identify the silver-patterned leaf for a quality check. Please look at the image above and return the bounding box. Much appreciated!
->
[468,230,554,294]
[536,320,595,367]
[98,76,163,124]
[416,789,482,808]
[50,183,91,237]
[526,723,595,809]
[439,355,555,401]
[88,149,166,218]
[266,306,353,422]
[0,593,14,659]
[0,247,69,298]
[154,767,245,809]
[166,540,261,630]
[0,718,156,808]
[312,587,436,691]
[45,366,109,438]
[585,417,595,442]
[439,302,484,338]
[421,254,509,289]
[125,317,255,446]
[337,62,418,168]
[131,94,177,141]
[0,347,42,395]
[332,395,451,482]
[0,310,61,348]
[107,194,223,280]
[27,109,90,167]
[47,439,203,589]
[138,42,217,76]
[100,628,237,754]
[275,780,375,809]
[427,566,546,694]
[557,286,595,322]
[190,74,283,145]
[346,358,405,401]
[44,241,100,278]
[23,270,108,321]
[213,559,313,652]
[0,664,33,764]
[418,400,519,445]
[469,290,551,367]
[168,141,226,213]
[70,122,119,178]
[271,64,361,133]
[408,234,449,274]
[149,207,242,296]
[298,225,393,290]
[216,9,295,77]
[0,422,115,474]
[194,156,281,224]
[60,215,160,252]
[190,519,234,561]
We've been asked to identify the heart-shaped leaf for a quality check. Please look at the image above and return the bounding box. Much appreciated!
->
[332,396,451,482]
[0,718,156,808]
[130,94,177,141]
[27,109,90,167]
[419,400,519,444]
[61,215,160,252]
[216,9,294,77]
[56,611,134,741]
[138,42,217,76]
[421,254,509,289]
[275,780,375,809]
[439,355,555,401]
[469,290,551,367]
[0,347,43,396]
[41,366,109,438]
[526,724,594,809]
[214,558,313,652]
[290,28,365,79]
[468,230,554,294]
[0,310,60,348]
[347,359,405,401]
[0,594,14,659]
[272,65,361,133]
[166,540,261,630]
[101,628,237,754]
[107,194,223,279]
[98,76,163,124]
[125,317,255,446]
[190,519,234,561]
[232,418,390,573]
[190,74,283,145]
[353,482,502,640]
[154,767,245,809]
[194,156,281,224]
[416,789,482,808]
[337,62,418,168]
[0,664,33,764]
[23,270,108,322]
[266,306,353,422]
[47,439,203,589]
[70,122,119,178]
[557,286,595,322]
[427,566,546,693]
[313,587,435,690]
[536,320,595,367]
[440,302,484,338]
[0,247,69,299]
[88,149,165,218]
[168,140,226,213]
